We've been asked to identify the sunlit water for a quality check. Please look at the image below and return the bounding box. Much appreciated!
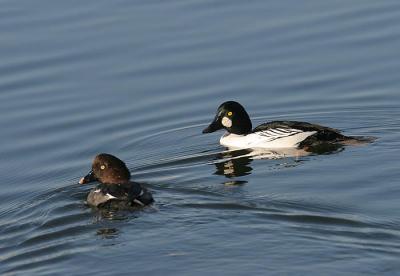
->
[1,0,400,275]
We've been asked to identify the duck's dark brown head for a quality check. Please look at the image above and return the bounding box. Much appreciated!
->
[79,153,131,185]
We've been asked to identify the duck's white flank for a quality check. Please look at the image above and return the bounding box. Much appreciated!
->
[220,128,317,149]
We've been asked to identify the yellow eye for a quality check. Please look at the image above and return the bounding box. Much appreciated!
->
[100,165,106,170]
[227,111,233,116]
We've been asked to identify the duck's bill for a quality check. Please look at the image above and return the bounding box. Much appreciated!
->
[79,170,96,184]
[202,120,222,133]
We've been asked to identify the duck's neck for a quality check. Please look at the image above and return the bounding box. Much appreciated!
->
[229,117,252,135]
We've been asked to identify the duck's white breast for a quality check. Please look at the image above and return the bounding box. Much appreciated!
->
[220,128,317,149]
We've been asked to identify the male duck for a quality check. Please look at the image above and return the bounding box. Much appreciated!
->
[203,101,368,150]
[79,153,153,208]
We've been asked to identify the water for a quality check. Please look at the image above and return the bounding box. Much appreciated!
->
[1,0,400,274]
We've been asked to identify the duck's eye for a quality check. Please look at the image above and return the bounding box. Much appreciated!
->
[100,165,106,170]
[227,111,233,116]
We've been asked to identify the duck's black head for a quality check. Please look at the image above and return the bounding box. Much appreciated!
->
[202,101,252,135]
[79,153,131,185]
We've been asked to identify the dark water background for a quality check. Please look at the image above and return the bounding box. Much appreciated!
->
[1,0,400,275]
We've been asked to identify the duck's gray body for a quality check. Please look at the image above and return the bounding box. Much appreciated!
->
[86,182,153,208]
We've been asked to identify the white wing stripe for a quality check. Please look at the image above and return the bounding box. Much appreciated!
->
[267,129,283,135]
[276,128,294,133]
[105,193,117,200]
[256,128,308,143]
[259,128,302,138]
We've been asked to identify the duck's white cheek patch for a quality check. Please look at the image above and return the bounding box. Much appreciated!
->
[222,117,232,128]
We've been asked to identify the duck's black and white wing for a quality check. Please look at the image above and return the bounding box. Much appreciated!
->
[255,127,307,143]
[253,121,347,146]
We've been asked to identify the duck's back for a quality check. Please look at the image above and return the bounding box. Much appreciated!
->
[87,182,153,208]
[252,121,347,147]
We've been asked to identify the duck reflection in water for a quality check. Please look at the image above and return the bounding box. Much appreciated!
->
[96,227,119,239]
[214,149,253,183]
[213,144,345,184]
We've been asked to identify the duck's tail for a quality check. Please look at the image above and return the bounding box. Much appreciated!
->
[302,135,376,154]
[339,135,377,146]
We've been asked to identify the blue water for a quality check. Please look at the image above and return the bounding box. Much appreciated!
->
[1,0,400,275]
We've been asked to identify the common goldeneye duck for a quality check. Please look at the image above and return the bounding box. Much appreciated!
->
[203,101,369,150]
[79,153,153,208]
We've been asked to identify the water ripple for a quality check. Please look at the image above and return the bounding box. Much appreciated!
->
[1,0,400,274]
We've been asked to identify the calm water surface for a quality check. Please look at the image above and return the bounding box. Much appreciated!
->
[1,0,400,275]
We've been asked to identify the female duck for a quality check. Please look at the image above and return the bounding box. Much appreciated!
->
[203,101,368,150]
[79,153,153,208]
